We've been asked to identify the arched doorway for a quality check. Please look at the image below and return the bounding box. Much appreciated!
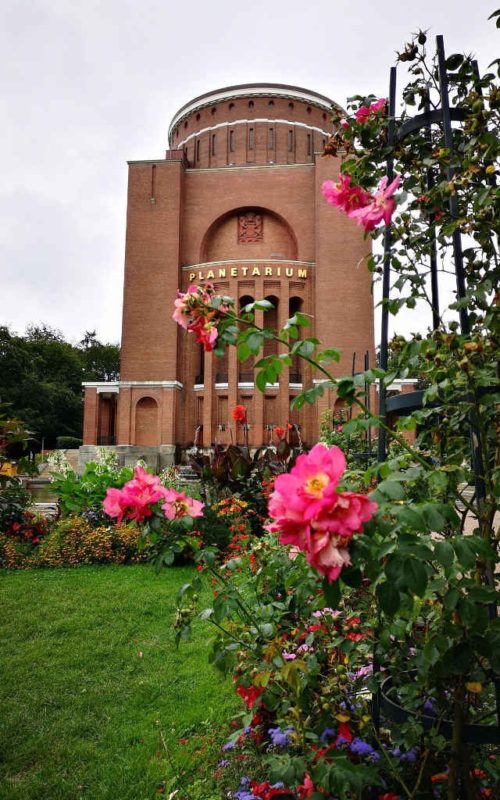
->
[134,397,159,446]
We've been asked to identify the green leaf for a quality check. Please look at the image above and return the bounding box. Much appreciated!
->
[402,559,428,597]
[452,538,477,570]
[317,348,341,364]
[247,332,264,353]
[340,566,362,588]
[237,342,251,361]
[377,582,401,616]
[433,540,455,568]
[256,370,269,392]
[322,578,341,608]
[443,587,460,611]
[446,53,464,70]
[396,505,424,530]
[377,480,405,500]
[422,504,446,532]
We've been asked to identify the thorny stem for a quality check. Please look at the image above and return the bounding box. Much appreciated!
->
[204,560,262,629]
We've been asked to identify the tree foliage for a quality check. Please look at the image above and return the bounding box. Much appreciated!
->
[0,325,120,448]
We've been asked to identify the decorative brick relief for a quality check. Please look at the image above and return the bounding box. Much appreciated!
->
[238,212,263,243]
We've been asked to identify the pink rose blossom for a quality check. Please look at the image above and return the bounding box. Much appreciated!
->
[265,444,377,583]
[282,652,297,661]
[313,491,378,538]
[161,489,204,520]
[321,174,371,214]
[172,284,232,352]
[355,98,386,123]
[103,466,204,526]
[103,487,128,523]
[189,316,219,351]
[268,443,346,523]
[348,174,401,232]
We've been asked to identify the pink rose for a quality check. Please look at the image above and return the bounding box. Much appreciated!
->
[322,174,371,214]
[161,489,204,520]
[266,444,377,583]
[348,174,401,232]
[355,98,386,123]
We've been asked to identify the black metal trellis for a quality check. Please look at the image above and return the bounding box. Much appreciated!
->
[373,35,499,744]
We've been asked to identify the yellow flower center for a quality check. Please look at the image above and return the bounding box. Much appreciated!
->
[305,473,329,497]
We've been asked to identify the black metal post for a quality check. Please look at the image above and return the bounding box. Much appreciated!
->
[377,66,397,465]
[436,35,469,336]
[424,93,440,330]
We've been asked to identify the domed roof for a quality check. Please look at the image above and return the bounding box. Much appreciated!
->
[168,83,337,143]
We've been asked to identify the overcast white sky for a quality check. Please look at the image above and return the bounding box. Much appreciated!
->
[1,0,497,345]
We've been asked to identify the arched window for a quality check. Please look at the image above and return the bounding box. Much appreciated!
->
[238,295,254,382]
[263,296,279,359]
[289,297,303,383]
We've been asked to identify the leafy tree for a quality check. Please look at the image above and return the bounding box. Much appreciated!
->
[78,331,120,382]
[0,325,120,449]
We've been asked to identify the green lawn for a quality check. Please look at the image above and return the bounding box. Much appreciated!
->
[0,565,236,800]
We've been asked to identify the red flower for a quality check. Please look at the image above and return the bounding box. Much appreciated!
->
[273,426,286,440]
[431,773,449,784]
[297,773,315,799]
[231,405,247,423]
[250,781,291,800]
[379,794,399,800]
[236,684,263,708]
[335,722,353,745]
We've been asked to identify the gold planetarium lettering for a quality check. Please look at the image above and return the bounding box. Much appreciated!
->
[188,266,308,282]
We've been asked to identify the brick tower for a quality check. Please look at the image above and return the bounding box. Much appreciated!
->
[81,83,375,469]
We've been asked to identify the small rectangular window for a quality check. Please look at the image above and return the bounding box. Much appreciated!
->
[248,127,254,150]
[196,140,200,161]
[229,129,235,152]
[288,129,294,152]
[307,133,312,156]
[268,127,274,149]
[211,134,216,155]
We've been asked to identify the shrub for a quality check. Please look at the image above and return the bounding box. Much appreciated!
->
[55,436,83,449]
[194,505,232,554]
[50,460,134,519]
[0,516,148,569]
[37,516,149,567]
[0,482,31,532]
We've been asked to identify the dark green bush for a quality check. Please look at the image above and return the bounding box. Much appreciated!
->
[0,482,31,533]
[55,436,83,449]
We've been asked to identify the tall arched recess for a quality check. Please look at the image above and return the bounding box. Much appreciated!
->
[200,206,298,263]
[134,397,159,446]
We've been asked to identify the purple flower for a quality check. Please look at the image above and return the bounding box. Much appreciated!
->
[392,746,418,763]
[350,737,380,762]
[423,698,437,715]
[223,741,236,751]
[218,759,230,768]
[234,780,254,800]
[268,726,294,747]
[320,727,336,742]
[350,664,373,680]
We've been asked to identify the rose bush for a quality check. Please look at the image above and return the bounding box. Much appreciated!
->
[165,20,499,796]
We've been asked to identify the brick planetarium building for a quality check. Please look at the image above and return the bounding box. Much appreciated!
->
[80,83,375,469]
